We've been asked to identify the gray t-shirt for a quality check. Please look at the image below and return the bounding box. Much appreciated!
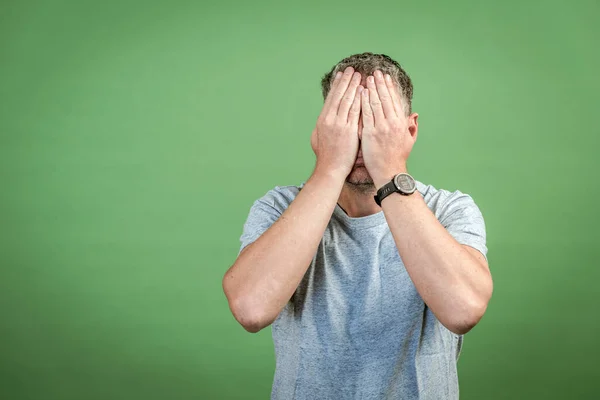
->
[238,180,488,400]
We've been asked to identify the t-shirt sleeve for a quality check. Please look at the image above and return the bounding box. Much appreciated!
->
[438,190,488,261]
[238,189,285,256]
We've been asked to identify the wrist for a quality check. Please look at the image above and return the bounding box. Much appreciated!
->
[312,163,348,185]
[373,165,408,189]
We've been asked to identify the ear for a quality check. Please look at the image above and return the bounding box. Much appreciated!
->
[408,112,419,143]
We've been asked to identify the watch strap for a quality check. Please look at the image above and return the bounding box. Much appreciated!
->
[374,180,397,207]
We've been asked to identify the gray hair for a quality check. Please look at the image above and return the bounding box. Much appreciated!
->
[320,52,414,115]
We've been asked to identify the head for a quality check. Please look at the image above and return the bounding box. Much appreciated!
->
[320,52,417,193]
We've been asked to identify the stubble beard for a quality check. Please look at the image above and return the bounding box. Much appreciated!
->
[345,165,376,195]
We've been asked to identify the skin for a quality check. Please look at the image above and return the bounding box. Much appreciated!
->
[353,69,493,334]
[335,72,418,218]
[223,66,493,335]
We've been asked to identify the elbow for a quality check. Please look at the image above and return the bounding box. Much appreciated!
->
[222,272,270,333]
[446,276,494,335]
[444,311,484,335]
[443,292,491,335]
[230,297,271,333]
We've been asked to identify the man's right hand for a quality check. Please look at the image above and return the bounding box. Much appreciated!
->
[311,67,363,179]
[224,68,364,334]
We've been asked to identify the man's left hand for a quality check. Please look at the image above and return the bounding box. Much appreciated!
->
[361,70,416,189]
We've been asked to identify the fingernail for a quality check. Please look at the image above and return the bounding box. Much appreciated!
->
[368,76,374,84]
[357,86,364,93]
[375,70,382,78]
[363,88,369,96]
[335,71,342,79]
[385,74,391,82]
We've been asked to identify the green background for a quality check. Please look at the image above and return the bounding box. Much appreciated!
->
[1,0,598,398]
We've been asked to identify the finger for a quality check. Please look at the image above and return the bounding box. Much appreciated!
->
[321,70,343,116]
[374,70,396,118]
[361,88,374,129]
[337,72,362,117]
[384,73,404,116]
[347,85,363,124]
[326,67,355,118]
[366,75,385,124]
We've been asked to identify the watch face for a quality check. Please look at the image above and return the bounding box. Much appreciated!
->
[394,173,416,194]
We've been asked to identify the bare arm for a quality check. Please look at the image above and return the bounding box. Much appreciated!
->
[361,70,493,335]
[223,67,364,333]
[223,168,345,333]
[378,189,492,335]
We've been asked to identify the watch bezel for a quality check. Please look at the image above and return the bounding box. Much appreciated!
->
[393,173,417,195]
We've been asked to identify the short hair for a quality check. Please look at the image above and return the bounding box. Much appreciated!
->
[320,52,414,115]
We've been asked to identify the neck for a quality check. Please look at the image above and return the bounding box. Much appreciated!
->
[337,181,380,218]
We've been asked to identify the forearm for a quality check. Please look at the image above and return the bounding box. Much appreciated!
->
[380,189,493,334]
[223,166,345,332]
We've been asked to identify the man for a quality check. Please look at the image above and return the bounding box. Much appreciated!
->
[222,52,493,399]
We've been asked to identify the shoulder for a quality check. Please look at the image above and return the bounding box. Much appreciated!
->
[416,180,484,223]
[252,183,304,214]
[416,180,476,204]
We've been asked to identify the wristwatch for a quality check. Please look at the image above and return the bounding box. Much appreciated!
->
[374,172,417,206]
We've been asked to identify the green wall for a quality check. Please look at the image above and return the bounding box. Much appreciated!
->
[1,0,598,398]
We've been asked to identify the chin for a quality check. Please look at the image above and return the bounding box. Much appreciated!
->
[346,166,374,187]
